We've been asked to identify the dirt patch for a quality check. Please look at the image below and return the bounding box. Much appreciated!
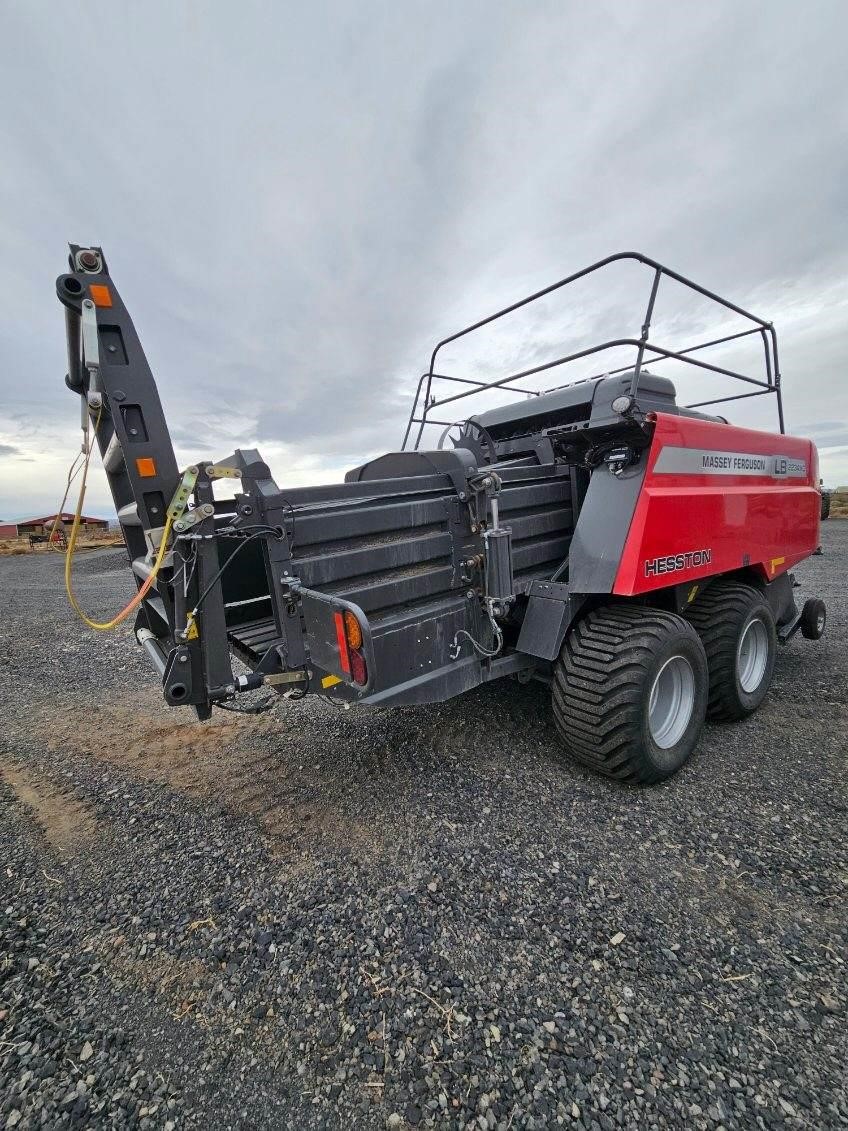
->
[27,693,380,865]
[1,761,96,853]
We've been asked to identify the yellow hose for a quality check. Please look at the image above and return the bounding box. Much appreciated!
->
[64,407,174,630]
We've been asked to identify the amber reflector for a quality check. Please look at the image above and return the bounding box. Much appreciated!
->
[136,457,157,478]
[343,609,363,650]
[89,284,113,307]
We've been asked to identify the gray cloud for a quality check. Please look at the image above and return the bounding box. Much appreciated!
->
[800,423,848,450]
[1,1,847,516]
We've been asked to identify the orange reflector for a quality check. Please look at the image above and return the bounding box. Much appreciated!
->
[343,609,363,650]
[136,457,157,478]
[333,610,351,675]
[89,284,113,307]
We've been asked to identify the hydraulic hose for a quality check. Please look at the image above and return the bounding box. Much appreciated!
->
[64,406,174,631]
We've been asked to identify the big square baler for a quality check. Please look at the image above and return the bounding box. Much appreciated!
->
[55,248,826,783]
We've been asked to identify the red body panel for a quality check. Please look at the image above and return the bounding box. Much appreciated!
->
[614,413,819,596]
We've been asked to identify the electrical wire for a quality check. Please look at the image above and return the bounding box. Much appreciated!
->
[451,625,503,659]
[278,500,297,550]
[171,540,198,596]
[449,599,504,660]
[214,695,278,715]
[285,665,311,701]
[46,450,85,549]
[183,529,283,637]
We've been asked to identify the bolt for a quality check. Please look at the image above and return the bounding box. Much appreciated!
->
[239,504,254,516]
[107,344,117,353]
[129,428,138,437]
[82,299,94,310]
[466,590,475,599]
[79,250,99,270]
[459,492,466,500]
[178,655,188,664]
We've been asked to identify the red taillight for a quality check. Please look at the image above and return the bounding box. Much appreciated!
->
[333,610,351,675]
[349,648,367,686]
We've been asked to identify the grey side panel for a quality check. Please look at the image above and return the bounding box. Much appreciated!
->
[568,461,647,593]
[224,460,575,699]
[290,466,573,614]
[362,655,482,705]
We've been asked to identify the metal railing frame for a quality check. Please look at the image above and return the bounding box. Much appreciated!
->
[401,252,784,449]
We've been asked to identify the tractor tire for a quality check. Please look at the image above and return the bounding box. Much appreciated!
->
[685,582,776,722]
[820,493,831,520]
[552,605,708,785]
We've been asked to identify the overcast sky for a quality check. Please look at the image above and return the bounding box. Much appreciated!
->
[1,1,846,520]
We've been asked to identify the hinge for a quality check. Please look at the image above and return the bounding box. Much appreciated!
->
[167,466,200,522]
[205,464,242,481]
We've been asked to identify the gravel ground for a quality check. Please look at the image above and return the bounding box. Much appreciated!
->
[1,528,845,1130]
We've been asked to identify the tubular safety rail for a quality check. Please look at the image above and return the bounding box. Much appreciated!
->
[401,252,784,449]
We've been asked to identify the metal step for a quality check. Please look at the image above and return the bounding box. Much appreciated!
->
[102,432,125,474]
[117,501,141,527]
[228,616,280,663]
[132,555,152,581]
[142,594,169,632]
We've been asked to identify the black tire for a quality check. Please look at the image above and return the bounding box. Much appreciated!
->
[552,605,708,785]
[685,581,776,721]
[800,598,826,640]
[820,493,831,521]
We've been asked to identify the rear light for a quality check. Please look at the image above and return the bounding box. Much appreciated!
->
[333,608,367,685]
[333,611,351,675]
[343,609,362,650]
[349,648,367,686]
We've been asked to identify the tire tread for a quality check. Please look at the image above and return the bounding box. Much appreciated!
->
[552,604,704,784]
[684,581,775,720]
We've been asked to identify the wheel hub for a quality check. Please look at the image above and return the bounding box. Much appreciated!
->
[648,655,695,749]
[737,617,769,693]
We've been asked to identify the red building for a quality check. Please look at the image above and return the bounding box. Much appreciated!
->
[0,513,110,540]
